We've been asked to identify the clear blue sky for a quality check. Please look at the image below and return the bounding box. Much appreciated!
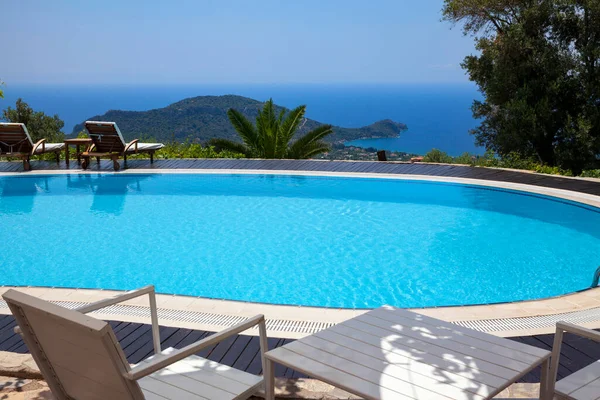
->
[1,0,475,85]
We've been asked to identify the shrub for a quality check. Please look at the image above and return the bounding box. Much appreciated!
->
[423,149,453,163]
[580,170,600,178]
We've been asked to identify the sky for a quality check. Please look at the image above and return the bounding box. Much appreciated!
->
[1,0,476,85]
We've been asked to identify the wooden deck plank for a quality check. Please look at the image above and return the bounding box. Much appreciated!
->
[245,337,283,375]
[0,316,15,332]
[0,320,17,346]
[175,330,212,349]
[219,335,253,367]
[159,327,194,350]
[232,337,261,372]
[10,341,28,354]
[205,334,239,364]
[126,325,176,364]
[564,332,600,363]
[1,330,23,352]
[0,315,598,382]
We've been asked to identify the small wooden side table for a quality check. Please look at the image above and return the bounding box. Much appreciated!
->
[64,138,93,166]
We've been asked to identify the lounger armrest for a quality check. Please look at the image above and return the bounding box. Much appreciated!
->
[548,321,600,395]
[556,321,600,342]
[126,314,266,381]
[124,139,139,153]
[31,139,46,155]
[75,285,161,355]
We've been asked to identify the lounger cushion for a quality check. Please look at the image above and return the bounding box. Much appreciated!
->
[33,143,64,153]
[126,143,164,152]
[136,347,263,400]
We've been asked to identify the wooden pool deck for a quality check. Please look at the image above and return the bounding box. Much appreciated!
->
[2,158,600,195]
[0,315,597,384]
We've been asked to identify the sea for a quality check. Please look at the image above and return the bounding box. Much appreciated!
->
[0,83,484,156]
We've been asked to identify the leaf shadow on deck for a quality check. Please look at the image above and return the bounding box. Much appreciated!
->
[319,306,546,400]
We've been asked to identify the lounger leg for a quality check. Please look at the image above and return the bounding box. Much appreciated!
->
[96,157,101,164]
[123,154,127,164]
[112,156,121,171]
[264,359,275,400]
[150,151,154,163]
[55,151,60,164]
[539,358,551,400]
[82,157,89,170]
[23,157,31,171]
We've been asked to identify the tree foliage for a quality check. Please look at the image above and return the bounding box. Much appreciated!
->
[0,78,4,98]
[210,99,334,159]
[2,98,65,143]
[443,0,600,173]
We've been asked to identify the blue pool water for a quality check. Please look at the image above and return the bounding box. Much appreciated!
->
[1,173,599,308]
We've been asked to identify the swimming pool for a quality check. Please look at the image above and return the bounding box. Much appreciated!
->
[1,173,599,308]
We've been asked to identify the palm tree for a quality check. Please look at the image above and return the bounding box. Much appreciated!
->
[210,99,333,159]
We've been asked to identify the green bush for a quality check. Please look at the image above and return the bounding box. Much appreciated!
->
[154,141,244,159]
[423,149,453,163]
[419,148,578,177]
[453,152,476,165]
[580,170,600,178]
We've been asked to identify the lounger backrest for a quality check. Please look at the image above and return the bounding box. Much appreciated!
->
[2,290,145,400]
[0,123,34,153]
[85,121,127,153]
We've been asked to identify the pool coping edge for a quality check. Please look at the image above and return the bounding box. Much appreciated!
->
[1,285,600,338]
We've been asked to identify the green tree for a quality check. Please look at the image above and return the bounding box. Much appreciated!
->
[443,0,600,173]
[210,99,333,159]
[0,78,4,98]
[2,98,65,143]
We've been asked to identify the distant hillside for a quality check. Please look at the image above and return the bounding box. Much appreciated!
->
[72,95,407,143]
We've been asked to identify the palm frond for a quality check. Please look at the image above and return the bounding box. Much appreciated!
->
[208,138,252,157]
[287,124,334,159]
[227,109,259,149]
[288,141,331,159]
[256,99,280,158]
[280,105,306,144]
[278,108,286,123]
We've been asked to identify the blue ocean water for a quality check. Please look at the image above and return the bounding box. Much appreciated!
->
[1,173,597,308]
[0,83,483,156]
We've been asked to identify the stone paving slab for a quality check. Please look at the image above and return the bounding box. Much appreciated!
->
[0,352,42,380]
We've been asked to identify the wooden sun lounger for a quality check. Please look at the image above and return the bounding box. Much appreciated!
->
[83,121,164,171]
[3,286,268,400]
[0,123,64,171]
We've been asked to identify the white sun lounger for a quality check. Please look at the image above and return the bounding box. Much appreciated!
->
[548,322,600,399]
[0,122,64,170]
[83,121,164,171]
[3,286,268,400]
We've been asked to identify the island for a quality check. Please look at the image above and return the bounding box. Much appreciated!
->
[72,95,407,145]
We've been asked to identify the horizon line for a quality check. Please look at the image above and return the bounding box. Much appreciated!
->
[2,81,476,87]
